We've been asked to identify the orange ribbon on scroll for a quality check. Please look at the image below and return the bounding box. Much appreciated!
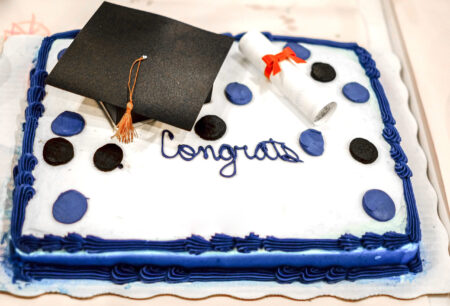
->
[262,47,306,79]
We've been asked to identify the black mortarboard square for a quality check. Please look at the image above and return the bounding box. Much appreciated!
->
[46,2,234,130]
[99,87,213,124]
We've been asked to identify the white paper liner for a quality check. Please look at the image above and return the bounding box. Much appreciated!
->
[0,35,449,300]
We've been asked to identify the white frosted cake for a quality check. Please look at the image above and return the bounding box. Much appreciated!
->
[8,29,422,284]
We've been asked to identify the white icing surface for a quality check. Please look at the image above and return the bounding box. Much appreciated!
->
[21,39,408,240]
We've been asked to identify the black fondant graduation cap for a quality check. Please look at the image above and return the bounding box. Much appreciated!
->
[46,2,234,130]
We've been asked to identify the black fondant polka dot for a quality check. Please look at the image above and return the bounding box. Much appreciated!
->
[194,115,226,141]
[93,144,123,171]
[43,137,74,166]
[311,62,336,82]
[349,138,378,164]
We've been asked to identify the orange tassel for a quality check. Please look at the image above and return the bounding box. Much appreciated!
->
[113,102,136,143]
[113,55,147,143]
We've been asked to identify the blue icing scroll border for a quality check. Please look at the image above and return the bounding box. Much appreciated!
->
[13,251,422,284]
[10,31,422,282]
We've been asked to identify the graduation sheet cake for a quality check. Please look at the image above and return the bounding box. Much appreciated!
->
[9,2,422,284]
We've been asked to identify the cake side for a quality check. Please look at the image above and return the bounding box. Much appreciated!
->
[9,31,422,284]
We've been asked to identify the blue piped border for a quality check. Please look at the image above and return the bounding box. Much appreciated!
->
[15,251,422,284]
[11,32,421,261]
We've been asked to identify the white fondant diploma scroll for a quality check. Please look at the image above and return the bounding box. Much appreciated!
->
[239,31,336,125]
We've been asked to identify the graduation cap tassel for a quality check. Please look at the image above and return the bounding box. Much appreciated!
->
[113,55,147,143]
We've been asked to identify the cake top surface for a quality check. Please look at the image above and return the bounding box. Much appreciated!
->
[21,37,408,241]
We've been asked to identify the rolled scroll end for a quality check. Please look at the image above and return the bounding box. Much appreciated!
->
[313,102,337,125]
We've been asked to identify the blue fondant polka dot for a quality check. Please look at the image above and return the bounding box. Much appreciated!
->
[299,129,324,156]
[283,42,311,60]
[225,82,253,105]
[51,111,85,136]
[57,48,67,60]
[362,189,396,222]
[52,190,88,224]
[342,82,370,103]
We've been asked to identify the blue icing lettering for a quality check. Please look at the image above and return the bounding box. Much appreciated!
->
[196,145,220,160]
[178,145,196,160]
[218,145,237,177]
[280,142,302,162]
[161,130,302,178]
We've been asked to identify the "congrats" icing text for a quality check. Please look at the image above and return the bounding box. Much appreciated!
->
[161,130,302,178]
